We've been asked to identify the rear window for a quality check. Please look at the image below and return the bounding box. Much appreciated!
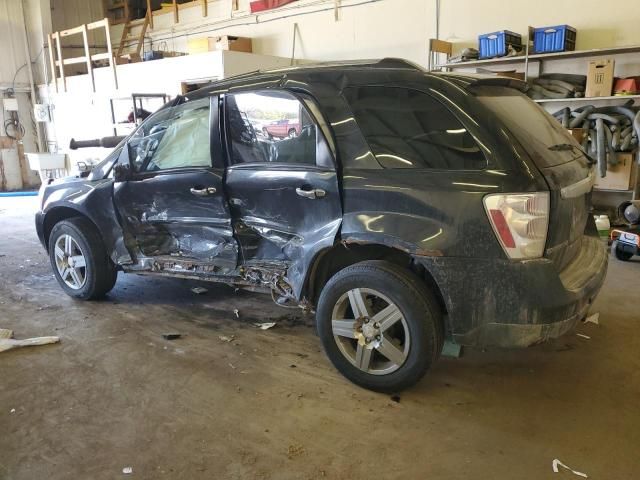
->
[344,86,487,170]
[476,86,582,167]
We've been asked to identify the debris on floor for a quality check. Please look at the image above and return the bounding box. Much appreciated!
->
[576,333,591,339]
[218,334,235,342]
[287,444,305,459]
[584,313,600,325]
[122,466,133,474]
[233,309,240,318]
[191,287,208,295]
[0,328,60,353]
[390,395,401,403]
[253,322,276,330]
[441,340,463,358]
[162,333,182,340]
[552,458,588,478]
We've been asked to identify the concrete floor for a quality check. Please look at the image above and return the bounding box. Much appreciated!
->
[0,196,638,480]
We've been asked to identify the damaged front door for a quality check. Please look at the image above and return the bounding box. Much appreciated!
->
[223,90,342,296]
[113,96,238,273]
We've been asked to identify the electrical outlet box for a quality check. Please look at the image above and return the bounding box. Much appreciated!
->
[33,104,50,122]
[3,98,19,111]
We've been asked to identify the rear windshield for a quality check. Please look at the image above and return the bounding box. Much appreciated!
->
[476,86,582,167]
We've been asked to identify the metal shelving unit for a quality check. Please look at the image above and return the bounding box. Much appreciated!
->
[533,94,640,104]
[436,44,640,71]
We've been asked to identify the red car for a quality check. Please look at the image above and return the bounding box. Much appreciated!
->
[262,119,300,139]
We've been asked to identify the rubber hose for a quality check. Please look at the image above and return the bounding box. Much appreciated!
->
[621,133,632,151]
[596,118,607,177]
[621,125,633,138]
[594,106,636,124]
[539,73,587,86]
[589,129,597,157]
[588,113,620,124]
[605,126,618,165]
[552,106,569,118]
[634,110,640,143]
[548,79,579,92]
[612,128,621,150]
[562,108,571,128]
[535,79,573,95]
[536,85,570,99]
[569,106,595,128]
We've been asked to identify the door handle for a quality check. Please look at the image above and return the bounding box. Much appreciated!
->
[190,187,217,197]
[296,187,326,199]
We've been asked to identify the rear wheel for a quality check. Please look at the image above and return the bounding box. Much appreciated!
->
[49,217,118,300]
[316,260,443,392]
[612,240,634,261]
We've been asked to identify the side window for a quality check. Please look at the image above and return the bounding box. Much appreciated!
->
[344,86,487,170]
[226,91,318,166]
[129,97,211,172]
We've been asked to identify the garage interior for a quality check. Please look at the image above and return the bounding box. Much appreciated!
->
[1,0,639,478]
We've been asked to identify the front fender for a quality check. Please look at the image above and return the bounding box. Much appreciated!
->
[39,178,131,264]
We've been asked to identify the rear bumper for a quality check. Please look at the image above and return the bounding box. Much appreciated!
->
[414,234,608,348]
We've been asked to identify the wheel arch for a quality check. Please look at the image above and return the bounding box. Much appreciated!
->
[303,241,449,321]
[42,206,99,251]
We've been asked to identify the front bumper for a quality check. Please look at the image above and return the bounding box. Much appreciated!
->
[414,234,608,348]
[35,211,46,249]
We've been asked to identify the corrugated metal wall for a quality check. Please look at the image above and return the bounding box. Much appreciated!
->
[0,0,30,86]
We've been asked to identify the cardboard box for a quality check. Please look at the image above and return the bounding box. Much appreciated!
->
[567,128,585,144]
[188,36,252,55]
[586,59,614,97]
[594,152,637,191]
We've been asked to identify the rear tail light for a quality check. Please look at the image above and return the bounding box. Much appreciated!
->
[483,192,550,259]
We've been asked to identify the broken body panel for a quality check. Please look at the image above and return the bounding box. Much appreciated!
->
[35,61,608,347]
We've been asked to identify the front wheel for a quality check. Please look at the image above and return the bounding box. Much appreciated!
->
[316,261,443,392]
[49,217,118,300]
[612,240,634,261]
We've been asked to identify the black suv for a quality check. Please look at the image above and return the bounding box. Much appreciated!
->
[36,59,608,392]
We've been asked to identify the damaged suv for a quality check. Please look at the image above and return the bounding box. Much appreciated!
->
[36,59,608,392]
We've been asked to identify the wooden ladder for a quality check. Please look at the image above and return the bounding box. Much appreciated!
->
[115,8,150,63]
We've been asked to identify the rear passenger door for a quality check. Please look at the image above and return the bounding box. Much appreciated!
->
[223,90,342,296]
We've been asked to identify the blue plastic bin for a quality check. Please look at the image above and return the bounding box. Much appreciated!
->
[532,25,576,53]
[478,30,522,59]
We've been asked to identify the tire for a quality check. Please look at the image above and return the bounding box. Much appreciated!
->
[316,260,443,392]
[612,240,634,261]
[48,217,118,300]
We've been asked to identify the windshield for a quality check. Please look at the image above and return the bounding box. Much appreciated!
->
[476,86,583,167]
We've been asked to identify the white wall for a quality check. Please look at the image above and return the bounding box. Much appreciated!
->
[108,0,640,70]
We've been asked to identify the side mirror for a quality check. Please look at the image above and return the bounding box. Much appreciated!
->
[113,163,132,182]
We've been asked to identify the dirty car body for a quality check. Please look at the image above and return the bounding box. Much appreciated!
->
[36,59,608,390]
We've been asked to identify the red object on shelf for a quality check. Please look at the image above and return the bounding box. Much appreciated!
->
[250,0,297,13]
[613,77,640,95]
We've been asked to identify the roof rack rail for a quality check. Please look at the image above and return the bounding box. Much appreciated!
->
[377,58,425,71]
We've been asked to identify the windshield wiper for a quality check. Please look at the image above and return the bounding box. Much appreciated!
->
[548,143,596,165]
[548,143,577,152]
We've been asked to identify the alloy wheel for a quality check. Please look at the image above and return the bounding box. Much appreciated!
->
[331,288,410,375]
[54,234,87,290]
